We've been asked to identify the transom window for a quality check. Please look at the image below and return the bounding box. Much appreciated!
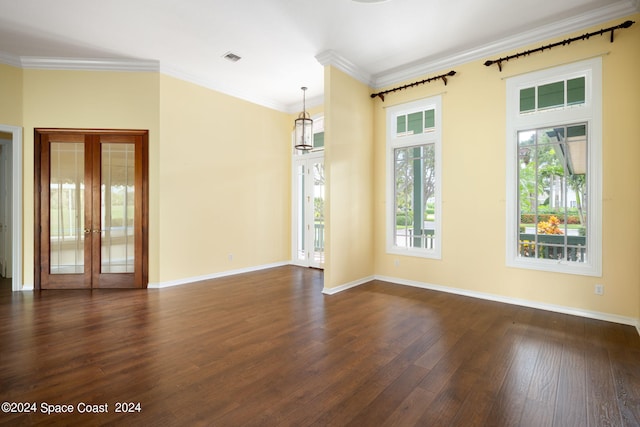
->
[386,96,441,259]
[506,58,602,276]
[312,116,325,150]
[396,109,435,136]
[519,76,586,113]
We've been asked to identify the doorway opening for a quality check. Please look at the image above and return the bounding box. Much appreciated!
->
[292,152,325,269]
[0,125,22,292]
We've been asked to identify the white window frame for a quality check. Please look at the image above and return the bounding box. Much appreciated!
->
[291,151,324,268]
[291,113,325,267]
[505,57,602,276]
[386,96,442,259]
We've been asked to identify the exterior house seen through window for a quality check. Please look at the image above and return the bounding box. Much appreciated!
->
[386,96,442,259]
[506,58,602,276]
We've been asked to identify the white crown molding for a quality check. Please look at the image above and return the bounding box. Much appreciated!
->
[315,50,374,87]
[1,0,636,111]
[0,50,303,112]
[19,56,159,72]
[372,0,639,89]
[316,1,638,90]
[0,51,21,68]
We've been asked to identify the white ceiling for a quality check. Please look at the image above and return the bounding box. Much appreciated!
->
[0,0,637,112]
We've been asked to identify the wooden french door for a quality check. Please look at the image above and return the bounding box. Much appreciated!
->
[35,129,148,289]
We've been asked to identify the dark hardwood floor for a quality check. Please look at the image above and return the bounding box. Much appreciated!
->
[0,266,638,426]
[0,277,10,291]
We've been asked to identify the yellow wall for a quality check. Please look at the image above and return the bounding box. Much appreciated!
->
[21,69,161,285]
[158,75,291,283]
[373,14,640,321]
[15,69,293,287]
[602,16,640,322]
[0,64,23,126]
[1,13,638,324]
[324,66,375,289]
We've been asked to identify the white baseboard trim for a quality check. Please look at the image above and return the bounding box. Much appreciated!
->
[375,275,639,330]
[298,271,640,337]
[322,276,375,295]
[148,261,290,289]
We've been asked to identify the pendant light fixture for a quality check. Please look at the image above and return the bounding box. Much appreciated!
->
[294,87,313,151]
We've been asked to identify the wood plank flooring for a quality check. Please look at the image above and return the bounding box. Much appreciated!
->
[0,266,639,426]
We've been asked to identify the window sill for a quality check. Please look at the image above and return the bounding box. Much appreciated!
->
[387,246,441,260]
[506,257,601,277]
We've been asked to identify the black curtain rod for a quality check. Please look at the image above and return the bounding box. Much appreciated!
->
[370,70,456,101]
[484,20,635,71]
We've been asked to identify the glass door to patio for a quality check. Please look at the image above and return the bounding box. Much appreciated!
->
[293,154,324,269]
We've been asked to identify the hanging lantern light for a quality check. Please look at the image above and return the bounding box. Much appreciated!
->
[294,87,313,151]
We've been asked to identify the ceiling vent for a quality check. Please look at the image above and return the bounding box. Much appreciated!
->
[222,51,242,62]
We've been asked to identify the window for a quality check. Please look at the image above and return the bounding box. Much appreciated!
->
[506,58,602,276]
[519,76,586,113]
[312,116,325,150]
[386,96,441,259]
[292,115,325,269]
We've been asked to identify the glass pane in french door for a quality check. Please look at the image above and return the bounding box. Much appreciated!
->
[101,143,135,273]
[50,142,85,274]
[312,161,325,266]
